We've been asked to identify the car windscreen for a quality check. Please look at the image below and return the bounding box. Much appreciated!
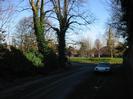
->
[98,63,109,67]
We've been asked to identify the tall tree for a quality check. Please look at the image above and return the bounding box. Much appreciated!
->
[79,37,92,57]
[108,0,127,47]
[95,39,102,58]
[29,0,46,54]
[106,27,115,58]
[49,0,92,67]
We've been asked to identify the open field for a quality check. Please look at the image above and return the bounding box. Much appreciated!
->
[70,57,123,64]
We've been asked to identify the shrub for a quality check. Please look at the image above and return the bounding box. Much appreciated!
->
[0,46,35,79]
[25,48,59,72]
[25,51,44,67]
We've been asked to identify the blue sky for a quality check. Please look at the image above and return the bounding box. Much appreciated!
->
[79,0,110,42]
[67,0,111,48]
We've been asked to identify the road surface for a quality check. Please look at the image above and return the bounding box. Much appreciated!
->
[0,63,95,99]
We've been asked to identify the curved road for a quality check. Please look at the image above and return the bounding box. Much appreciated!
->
[0,63,95,99]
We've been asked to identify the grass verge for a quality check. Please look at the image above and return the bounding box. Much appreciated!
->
[70,57,123,64]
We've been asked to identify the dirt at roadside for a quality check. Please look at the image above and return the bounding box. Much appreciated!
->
[66,64,130,99]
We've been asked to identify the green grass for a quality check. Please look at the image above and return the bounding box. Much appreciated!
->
[70,57,123,64]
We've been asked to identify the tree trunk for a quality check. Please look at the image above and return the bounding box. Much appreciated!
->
[98,52,100,58]
[124,47,133,98]
[127,0,133,74]
[111,48,113,58]
[127,14,133,99]
[33,15,45,54]
[58,33,66,68]
[29,0,46,55]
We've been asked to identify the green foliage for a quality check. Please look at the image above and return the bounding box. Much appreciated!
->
[70,57,123,64]
[25,51,44,67]
[25,47,58,69]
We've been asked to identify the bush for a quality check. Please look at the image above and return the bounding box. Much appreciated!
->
[0,46,35,79]
[25,48,59,73]
[25,51,44,67]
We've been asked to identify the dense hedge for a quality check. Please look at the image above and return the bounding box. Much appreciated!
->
[0,46,35,79]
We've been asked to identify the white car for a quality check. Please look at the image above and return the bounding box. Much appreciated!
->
[94,63,111,72]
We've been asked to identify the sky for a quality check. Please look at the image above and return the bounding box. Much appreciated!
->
[1,0,111,46]
[67,0,111,47]
[80,0,110,42]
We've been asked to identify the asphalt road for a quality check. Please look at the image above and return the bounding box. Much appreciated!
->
[66,64,130,99]
[0,63,96,99]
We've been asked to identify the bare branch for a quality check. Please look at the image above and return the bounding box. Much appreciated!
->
[15,8,31,12]
[46,22,59,35]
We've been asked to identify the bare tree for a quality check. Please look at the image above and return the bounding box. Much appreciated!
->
[15,17,37,52]
[95,39,102,58]
[108,0,127,39]
[47,0,93,67]
[106,26,116,58]
[0,29,6,44]
[79,37,92,57]
[0,0,14,46]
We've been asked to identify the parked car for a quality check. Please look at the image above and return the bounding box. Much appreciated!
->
[94,62,111,72]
